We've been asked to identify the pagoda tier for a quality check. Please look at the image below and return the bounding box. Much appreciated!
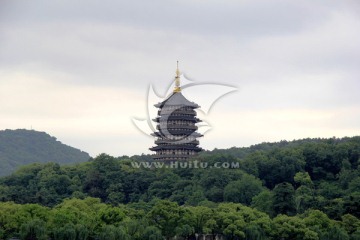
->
[154,139,199,145]
[157,108,197,116]
[153,116,201,122]
[149,64,203,161]
[151,132,203,138]
[150,144,202,151]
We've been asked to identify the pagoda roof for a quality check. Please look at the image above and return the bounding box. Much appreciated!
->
[154,92,200,108]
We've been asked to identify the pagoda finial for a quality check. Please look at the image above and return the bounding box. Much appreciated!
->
[174,61,181,93]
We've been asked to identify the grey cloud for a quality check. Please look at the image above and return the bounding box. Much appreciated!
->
[0,0,338,37]
[1,0,360,155]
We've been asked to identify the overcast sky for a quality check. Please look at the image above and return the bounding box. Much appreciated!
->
[1,0,359,157]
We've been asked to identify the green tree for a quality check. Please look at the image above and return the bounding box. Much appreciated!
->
[148,200,183,240]
[257,148,305,188]
[322,225,349,240]
[142,226,163,240]
[98,205,126,225]
[98,225,127,240]
[181,206,213,234]
[215,203,271,240]
[271,215,318,240]
[244,224,266,240]
[20,219,48,240]
[176,224,194,240]
[341,214,360,236]
[148,171,180,199]
[295,185,314,214]
[344,192,360,218]
[294,172,313,187]
[349,177,360,193]
[302,210,331,238]
[251,190,273,216]
[185,185,207,206]
[224,174,263,205]
[273,182,296,216]
[84,154,122,202]
[75,224,89,240]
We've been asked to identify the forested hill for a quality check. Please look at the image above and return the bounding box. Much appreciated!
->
[0,129,90,176]
[0,136,360,239]
[203,136,360,160]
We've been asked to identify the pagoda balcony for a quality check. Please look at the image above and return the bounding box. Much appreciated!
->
[152,154,197,161]
[150,145,202,151]
[152,131,203,138]
[158,109,196,116]
[153,116,201,122]
[155,139,199,145]
[167,130,197,136]
[156,125,198,130]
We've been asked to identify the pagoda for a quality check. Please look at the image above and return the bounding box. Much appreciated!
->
[150,63,203,161]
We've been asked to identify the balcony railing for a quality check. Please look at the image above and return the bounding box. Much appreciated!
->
[153,116,201,122]
[156,125,198,130]
[152,154,197,160]
[155,139,199,145]
[158,110,196,116]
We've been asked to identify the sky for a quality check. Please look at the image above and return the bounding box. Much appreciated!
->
[0,0,360,157]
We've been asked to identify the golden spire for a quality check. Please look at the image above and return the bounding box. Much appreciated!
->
[173,61,181,93]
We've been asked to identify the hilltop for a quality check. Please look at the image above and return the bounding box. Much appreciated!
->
[0,129,90,176]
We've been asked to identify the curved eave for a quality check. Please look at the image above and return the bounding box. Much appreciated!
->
[151,154,199,160]
[155,103,200,108]
[150,145,203,151]
[155,139,200,145]
[155,130,201,136]
[151,132,203,138]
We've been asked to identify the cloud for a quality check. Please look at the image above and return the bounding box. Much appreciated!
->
[0,0,333,36]
[0,0,359,156]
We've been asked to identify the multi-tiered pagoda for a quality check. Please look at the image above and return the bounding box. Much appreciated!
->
[150,63,203,161]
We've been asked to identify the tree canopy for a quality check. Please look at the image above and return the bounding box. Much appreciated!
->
[0,136,360,239]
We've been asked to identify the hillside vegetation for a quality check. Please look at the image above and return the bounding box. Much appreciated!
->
[0,136,359,239]
[0,129,90,176]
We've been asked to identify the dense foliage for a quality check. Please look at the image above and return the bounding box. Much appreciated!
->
[0,129,90,176]
[1,199,359,240]
[0,136,360,239]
